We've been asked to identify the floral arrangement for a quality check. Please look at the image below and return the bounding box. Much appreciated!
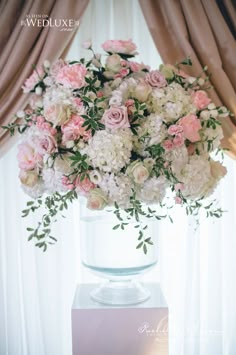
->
[3,39,229,253]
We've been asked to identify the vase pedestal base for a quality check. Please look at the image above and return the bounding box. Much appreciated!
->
[90,280,150,306]
[72,283,168,355]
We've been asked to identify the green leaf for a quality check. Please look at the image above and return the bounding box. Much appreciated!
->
[113,224,120,230]
[143,244,147,254]
[136,241,144,249]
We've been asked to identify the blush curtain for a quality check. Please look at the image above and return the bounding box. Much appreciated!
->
[139,0,236,157]
[0,0,89,157]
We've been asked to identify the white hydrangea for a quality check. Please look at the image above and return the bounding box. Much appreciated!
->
[42,156,73,193]
[22,180,45,199]
[177,155,212,199]
[164,145,189,176]
[134,114,167,156]
[99,173,133,208]
[148,83,197,122]
[43,84,74,109]
[137,176,167,204]
[84,129,133,172]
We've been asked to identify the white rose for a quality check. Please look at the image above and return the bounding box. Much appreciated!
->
[19,170,38,187]
[87,188,108,210]
[132,81,152,102]
[127,161,149,184]
[44,104,71,126]
[105,54,121,73]
[210,161,227,180]
[159,64,175,79]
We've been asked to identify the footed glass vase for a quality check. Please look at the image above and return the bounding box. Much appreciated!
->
[80,198,158,306]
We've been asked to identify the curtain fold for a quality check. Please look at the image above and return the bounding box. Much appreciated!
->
[0,0,89,157]
[139,0,236,158]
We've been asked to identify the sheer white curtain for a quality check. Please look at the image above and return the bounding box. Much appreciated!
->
[0,1,236,355]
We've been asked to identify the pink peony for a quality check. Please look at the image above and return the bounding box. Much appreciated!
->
[192,90,211,110]
[50,59,66,78]
[75,175,96,195]
[145,70,167,88]
[178,114,201,142]
[102,106,130,130]
[61,114,91,143]
[17,143,41,171]
[22,67,44,93]
[102,39,137,55]
[55,64,87,89]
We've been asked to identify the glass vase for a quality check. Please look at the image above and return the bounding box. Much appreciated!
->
[79,198,158,306]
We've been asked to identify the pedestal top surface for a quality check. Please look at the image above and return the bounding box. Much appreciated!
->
[72,283,168,310]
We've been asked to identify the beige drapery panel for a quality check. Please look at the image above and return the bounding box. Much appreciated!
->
[139,0,236,158]
[0,0,89,157]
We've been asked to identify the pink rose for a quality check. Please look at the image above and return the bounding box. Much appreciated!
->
[17,143,41,171]
[145,70,167,88]
[175,196,183,204]
[82,39,92,49]
[175,183,185,191]
[162,139,174,151]
[114,68,130,79]
[125,99,135,115]
[36,116,57,135]
[62,114,91,143]
[192,90,211,110]
[129,61,148,72]
[173,133,184,148]
[34,132,57,155]
[102,39,137,55]
[102,106,130,130]
[178,114,201,142]
[75,175,96,196]
[22,67,44,93]
[167,125,183,136]
[61,176,74,190]
[56,64,87,89]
